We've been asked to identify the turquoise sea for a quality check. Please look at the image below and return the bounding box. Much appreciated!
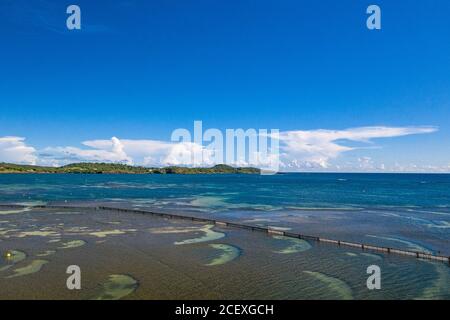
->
[0,173,449,254]
[0,173,449,299]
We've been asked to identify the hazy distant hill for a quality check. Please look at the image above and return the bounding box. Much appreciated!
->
[0,162,260,174]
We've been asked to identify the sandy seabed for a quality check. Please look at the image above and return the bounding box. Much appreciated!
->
[0,205,449,300]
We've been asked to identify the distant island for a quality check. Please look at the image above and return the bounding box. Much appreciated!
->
[0,163,260,174]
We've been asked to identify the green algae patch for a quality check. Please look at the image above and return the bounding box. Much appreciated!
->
[6,260,48,278]
[345,252,358,257]
[151,225,225,245]
[88,229,136,238]
[272,236,312,254]
[190,196,229,208]
[150,226,207,234]
[0,228,19,237]
[205,244,241,266]
[15,230,60,238]
[0,207,31,215]
[58,240,86,249]
[94,274,138,300]
[174,225,225,245]
[416,262,450,300]
[36,250,56,257]
[366,235,432,254]
[303,271,353,300]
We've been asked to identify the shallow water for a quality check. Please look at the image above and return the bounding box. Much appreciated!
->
[174,225,225,245]
[0,173,449,299]
[303,271,354,300]
[93,274,139,300]
[58,240,86,249]
[6,260,48,279]
[272,236,312,254]
[0,173,448,255]
[0,206,448,299]
[205,244,241,266]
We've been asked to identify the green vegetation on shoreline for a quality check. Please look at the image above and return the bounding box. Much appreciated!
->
[0,162,260,174]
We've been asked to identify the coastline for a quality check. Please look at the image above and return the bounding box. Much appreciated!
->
[0,163,260,175]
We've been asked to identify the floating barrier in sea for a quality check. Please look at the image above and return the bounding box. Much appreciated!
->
[1,203,449,264]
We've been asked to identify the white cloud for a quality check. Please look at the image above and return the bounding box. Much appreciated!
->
[1,125,442,172]
[0,137,37,165]
[41,137,216,167]
[41,136,133,166]
[277,126,437,170]
[85,138,217,166]
[161,141,216,166]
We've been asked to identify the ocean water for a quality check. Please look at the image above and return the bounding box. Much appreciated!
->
[1,173,449,207]
[0,173,449,253]
[0,173,449,299]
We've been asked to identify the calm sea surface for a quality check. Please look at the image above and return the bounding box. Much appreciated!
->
[0,173,449,299]
[0,173,449,253]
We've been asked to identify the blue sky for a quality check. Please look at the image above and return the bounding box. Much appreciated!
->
[0,0,449,171]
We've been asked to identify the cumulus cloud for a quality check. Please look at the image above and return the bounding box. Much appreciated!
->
[0,137,37,165]
[41,137,216,167]
[40,136,133,166]
[1,125,441,172]
[276,126,437,170]
[93,138,221,167]
[161,141,216,166]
